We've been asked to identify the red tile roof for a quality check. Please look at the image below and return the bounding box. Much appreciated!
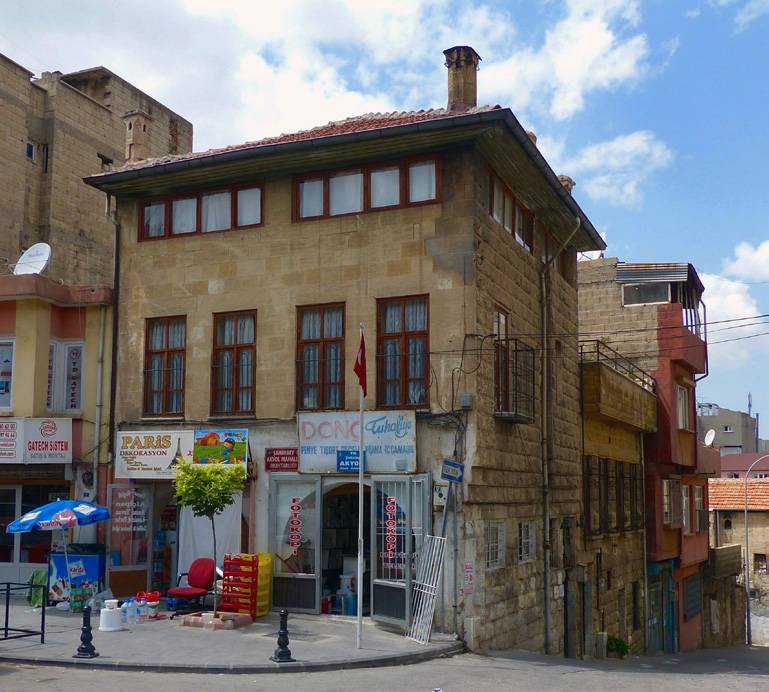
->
[113,105,501,173]
[720,453,769,472]
[708,478,769,510]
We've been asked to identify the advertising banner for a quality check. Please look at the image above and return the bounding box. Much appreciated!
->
[298,411,416,474]
[0,419,73,464]
[193,429,248,468]
[265,447,299,472]
[0,420,20,461]
[115,430,193,479]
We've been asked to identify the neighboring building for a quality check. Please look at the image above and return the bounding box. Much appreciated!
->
[0,53,190,582]
[0,53,192,285]
[86,46,605,653]
[697,403,757,456]
[579,341,657,656]
[709,478,769,594]
[578,259,720,653]
[719,452,769,479]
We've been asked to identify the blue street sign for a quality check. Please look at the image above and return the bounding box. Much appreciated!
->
[441,458,464,483]
[337,449,366,473]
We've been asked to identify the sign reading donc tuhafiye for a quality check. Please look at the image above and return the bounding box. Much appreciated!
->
[298,411,416,474]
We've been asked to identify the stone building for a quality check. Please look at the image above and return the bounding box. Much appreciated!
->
[578,259,720,653]
[0,53,192,285]
[86,46,604,652]
[0,52,190,586]
[578,340,656,656]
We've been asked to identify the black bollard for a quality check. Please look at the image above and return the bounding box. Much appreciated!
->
[270,609,295,663]
[72,605,99,659]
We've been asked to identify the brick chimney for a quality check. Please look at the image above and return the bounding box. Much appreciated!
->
[558,175,576,195]
[443,46,481,112]
[122,110,152,162]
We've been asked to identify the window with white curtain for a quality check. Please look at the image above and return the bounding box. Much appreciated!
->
[329,171,363,216]
[297,304,344,410]
[370,167,400,208]
[202,191,231,232]
[212,311,256,415]
[299,179,324,218]
[143,317,186,416]
[237,187,261,226]
[408,161,436,202]
[143,202,165,237]
[0,340,14,410]
[677,385,690,430]
[377,296,428,407]
[172,197,197,234]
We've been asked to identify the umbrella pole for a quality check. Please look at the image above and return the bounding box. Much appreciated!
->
[62,530,73,603]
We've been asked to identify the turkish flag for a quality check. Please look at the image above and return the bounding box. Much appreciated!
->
[354,329,367,397]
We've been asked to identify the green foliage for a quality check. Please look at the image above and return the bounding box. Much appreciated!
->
[173,462,245,521]
[607,635,629,657]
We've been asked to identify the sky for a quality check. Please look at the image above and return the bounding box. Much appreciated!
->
[2,0,769,420]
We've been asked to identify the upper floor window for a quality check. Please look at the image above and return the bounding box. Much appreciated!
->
[723,425,733,433]
[377,296,428,408]
[0,340,14,410]
[677,385,691,430]
[488,170,534,253]
[295,157,439,221]
[46,341,84,413]
[682,484,691,534]
[26,141,36,162]
[622,282,670,306]
[211,311,256,417]
[694,485,706,532]
[143,317,186,416]
[518,520,535,563]
[493,309,535,423]
[140,184,263,240]
[663,478,683,527]
[297,304,344,411]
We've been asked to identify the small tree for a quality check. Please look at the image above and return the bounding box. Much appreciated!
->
[173,462,246,616]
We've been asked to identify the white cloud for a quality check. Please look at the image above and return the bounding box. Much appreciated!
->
[700,273,764,367]
[541,131,674,207]
[686,8,702,17]
[723,240,769,281]
[734,0,769,29]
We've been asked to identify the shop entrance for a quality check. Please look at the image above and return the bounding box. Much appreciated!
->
[320,481,370,615]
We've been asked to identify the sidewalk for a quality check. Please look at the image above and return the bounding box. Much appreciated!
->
[0,599,463,673]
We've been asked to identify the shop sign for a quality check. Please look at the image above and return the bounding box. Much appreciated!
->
[336,449,367,473]
[288,496,303,556]
[193,429,248,469]
[265,447,299,471]
[298,411,416,474]
[115,430,193,479]
[440,458,464,483]
[110,487,149,533]
[0,419,72,464]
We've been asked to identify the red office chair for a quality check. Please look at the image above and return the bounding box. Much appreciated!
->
[167,557,216,619]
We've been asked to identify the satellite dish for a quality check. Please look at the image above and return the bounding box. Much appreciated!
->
[13,243,51,275]
[704,429,716,447]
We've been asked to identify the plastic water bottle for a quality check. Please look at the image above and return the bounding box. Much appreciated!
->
[138,598,147,623]
[120,601,128,626]
[128,598,138,625]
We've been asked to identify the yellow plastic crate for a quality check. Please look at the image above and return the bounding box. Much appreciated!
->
[256,552,272,618]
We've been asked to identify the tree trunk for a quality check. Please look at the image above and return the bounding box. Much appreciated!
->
[211,516,218,617]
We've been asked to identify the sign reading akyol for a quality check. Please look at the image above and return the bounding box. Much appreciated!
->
[298,411,416,474]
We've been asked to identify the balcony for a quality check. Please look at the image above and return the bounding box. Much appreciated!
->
[658,302,707,374]
[708,544,742,578]
[580,340,657,432]
[696,441,721,476]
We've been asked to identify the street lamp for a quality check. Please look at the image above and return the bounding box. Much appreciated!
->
[744,453,769,645]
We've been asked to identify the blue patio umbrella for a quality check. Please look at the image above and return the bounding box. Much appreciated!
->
[6,500,110,599]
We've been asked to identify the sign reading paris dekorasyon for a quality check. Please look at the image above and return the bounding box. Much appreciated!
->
[298,411,416,474]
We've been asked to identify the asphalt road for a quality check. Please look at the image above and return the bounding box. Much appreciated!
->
[2,647,769,692]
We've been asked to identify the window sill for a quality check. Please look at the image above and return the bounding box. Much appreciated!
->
[208,414,257,422]
[140,415,185,422]
[494,411,535,424]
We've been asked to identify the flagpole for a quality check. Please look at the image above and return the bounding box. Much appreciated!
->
[356,323,365,650]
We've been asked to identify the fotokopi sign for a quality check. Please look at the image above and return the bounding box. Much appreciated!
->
[298,411,416,474]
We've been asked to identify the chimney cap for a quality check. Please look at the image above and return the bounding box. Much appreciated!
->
[443,45,482,67]
[558,175,576,194]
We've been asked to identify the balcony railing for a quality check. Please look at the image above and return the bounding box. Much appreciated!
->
[579,340,654,392]
[494,338,535,423]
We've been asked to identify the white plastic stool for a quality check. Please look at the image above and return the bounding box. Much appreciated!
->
[98,606,123,632]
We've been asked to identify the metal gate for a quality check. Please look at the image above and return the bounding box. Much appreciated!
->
[406,535,445,644]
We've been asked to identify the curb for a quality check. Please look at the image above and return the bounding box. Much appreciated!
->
[0,641,465,675]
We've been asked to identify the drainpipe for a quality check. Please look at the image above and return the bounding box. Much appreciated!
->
[540,216,581,654]
[92,303,106,501]
[641,434,650,652]
[106,194,121,506]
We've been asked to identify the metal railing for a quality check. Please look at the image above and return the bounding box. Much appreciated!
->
[579,340,655,392]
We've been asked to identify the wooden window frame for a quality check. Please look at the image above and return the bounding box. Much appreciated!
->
[493,308,509,413]
[210,310,257,417]
[682,484,691,534]
[292,155,441,222]
[138,182,264,241]
[376,294,430,409]
[296,303,346,411]
[694,485,706,533]
[600,458,610,533]
[616,461,626,532]
[143,316,186,417]
[676,384,692,430]
[487,168,535,254]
